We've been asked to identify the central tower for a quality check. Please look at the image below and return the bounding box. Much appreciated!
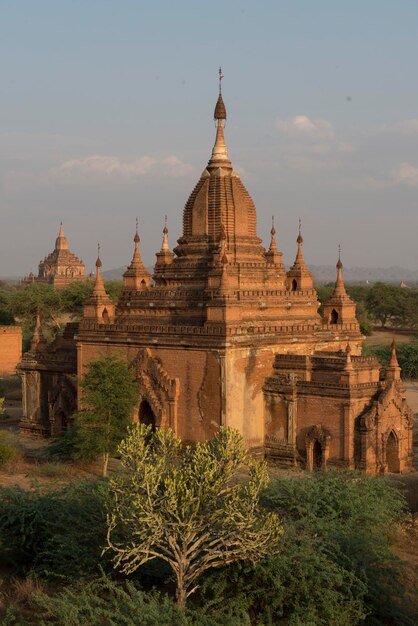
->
[76,78,361,451]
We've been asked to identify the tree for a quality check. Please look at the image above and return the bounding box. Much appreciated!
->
[74,354,138,477]
[366,282,418,328]
[106,425,282,607]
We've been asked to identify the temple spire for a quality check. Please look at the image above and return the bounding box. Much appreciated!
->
[286,218,314,290]
[209,69,230,167]
[83,244,115,324]
[389,337,400,368]
[295,218,304,263]
[269,216,277,251]
[93,243,106,295]
[31,307,45,350]
[386,337,401,381]
[161,215,170,252]
[55,222,69,251]
[334,245,348,296]
[123,222,151,289]
[131,218,144,268]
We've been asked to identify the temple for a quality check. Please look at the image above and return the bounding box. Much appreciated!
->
[18,83,413,474]
[22,223,88,287]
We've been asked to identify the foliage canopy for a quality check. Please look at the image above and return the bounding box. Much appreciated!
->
[106,425,282,606]
[74,354,138,476]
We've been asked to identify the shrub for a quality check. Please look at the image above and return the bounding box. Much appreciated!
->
[0,480,109,579]
[33,577,188,626]
[45,426,80,462]
[28,462,76,480]
[194,471,413,626]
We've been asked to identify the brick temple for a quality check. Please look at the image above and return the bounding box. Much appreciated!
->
[18,88,413,474]
[22,223,87,288]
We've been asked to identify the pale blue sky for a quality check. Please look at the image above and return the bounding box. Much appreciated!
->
[1,0,418,275]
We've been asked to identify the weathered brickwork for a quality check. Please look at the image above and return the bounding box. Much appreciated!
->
[18,90,413,474]
[0,326,22,375]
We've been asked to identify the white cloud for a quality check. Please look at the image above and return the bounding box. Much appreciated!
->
[276,115,335,140]
[391,162,418,186]
[2,153,196,192]
[48,154,195,184]
[51,155,156,180]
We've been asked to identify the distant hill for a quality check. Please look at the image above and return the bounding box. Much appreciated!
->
[102,265,418,286]
[2,265,417,286]
[102,267,127,281]
[310,265,418,285]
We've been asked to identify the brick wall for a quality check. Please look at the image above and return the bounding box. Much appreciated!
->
[0,326,22,375]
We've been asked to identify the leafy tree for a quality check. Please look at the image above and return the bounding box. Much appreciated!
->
[60,280,94,318]
[74,355,138,476]
[104,279,123,303]
[366,340,418,379]
[106,425,282,607]
[366,283,418,328]
[8,283,63,328]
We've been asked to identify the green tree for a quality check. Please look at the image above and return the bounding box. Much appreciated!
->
[60,280,94,318]
[366,283,418,328]
[8,283,63,327]
[106,425,282,607]
[74,354,138,477]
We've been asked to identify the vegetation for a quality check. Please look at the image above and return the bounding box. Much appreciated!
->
[106,425,282,607]
[364,339,418,379]
[1,279,417,352]
[0,432,20,466]
[0,480,109,580]
[74,354,138,476]
[0,468,413,625]
[316,281,418,333]
[0,280,122,351]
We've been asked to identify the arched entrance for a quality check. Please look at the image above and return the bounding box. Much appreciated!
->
[386,431,399,472]
[53,411,66,436]
[139,400,156,431]
[330,309,339,324]
[313,440,323,470]
[291,279,298,291]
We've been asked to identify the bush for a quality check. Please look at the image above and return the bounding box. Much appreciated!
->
[32,577,188,626]
[46,426,80,462]
[194,471,414,626]
[0,480,109,579]
[2,575,247,626]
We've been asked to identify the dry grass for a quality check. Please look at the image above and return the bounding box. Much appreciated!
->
[363,328,416,348]
[0,431,23,468]
[27,460,78,480]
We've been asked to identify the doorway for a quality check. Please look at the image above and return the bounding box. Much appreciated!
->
[313,440,323,470]
[386,431,399,473]
[139,400,156,431]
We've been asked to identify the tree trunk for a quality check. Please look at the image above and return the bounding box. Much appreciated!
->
[176,561,187,608]
[103,451,109,477]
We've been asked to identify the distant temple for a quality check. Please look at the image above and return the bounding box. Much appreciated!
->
[22,223,88,288]
[18,81,414,474]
